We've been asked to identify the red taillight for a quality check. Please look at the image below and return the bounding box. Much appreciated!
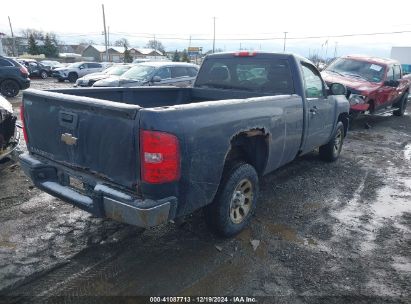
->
[20,104,28,143]
[20,66,29,76]
[234,51,256,57]
[140,130,180,184]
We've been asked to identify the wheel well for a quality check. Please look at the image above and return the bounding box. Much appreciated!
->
[68,72,77,76]
[224,129,269,176]
[338,113,349,136]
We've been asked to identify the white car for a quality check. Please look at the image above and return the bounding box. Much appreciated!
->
[52,62,104,83]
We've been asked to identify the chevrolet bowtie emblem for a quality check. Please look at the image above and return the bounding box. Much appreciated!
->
[61,133,78,146]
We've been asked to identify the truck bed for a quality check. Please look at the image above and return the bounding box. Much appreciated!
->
[48,86,274,108]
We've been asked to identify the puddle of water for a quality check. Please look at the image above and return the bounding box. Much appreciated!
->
[405,144,411,161]
[265,223,303,244]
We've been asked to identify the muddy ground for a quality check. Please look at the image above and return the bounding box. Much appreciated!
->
[0,79,410,303]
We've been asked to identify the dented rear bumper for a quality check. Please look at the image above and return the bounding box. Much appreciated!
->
[19,153,177,227]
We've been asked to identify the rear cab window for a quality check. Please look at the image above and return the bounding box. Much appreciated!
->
[195,57,294,94]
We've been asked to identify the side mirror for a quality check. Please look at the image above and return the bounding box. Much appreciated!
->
[383,80,399,87]
[328,83,347,96]
[79,66,84,70]
[152,76,162,83]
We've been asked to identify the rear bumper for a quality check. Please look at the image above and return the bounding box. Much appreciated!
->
[19,153,177,228]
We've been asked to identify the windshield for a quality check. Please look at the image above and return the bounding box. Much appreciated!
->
[326,58,385,83]
[105,66,131,76]
[121,65,155,81]
[195,57,294,94]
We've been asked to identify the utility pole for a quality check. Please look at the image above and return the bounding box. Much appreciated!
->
[107,26,110,46]
[102,4,108,62]
[8,16,16,56]
[334,42,338,58]
[212,17,216,53]
[283,32,287,52]
[188,35,191,48]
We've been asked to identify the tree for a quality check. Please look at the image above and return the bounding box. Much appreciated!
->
[27,34,39,55]
[172,50,180,62]
[146,40,165,54]
[181,49,189,63]
[42,34,59,58]
[114,38,129,48]
[21,29,44,40]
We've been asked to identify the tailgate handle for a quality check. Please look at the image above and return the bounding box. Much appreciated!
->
[59,111,78,129]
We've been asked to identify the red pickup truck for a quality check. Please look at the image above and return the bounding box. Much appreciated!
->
[322,55,410,117]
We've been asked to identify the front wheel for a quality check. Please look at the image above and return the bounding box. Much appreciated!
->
[319,121,344,162]
[204,162,259,237]
[393,92,408,116]
[40,70,48,79]
[68,73,78,83]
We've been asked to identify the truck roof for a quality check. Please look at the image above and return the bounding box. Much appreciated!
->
[343,54,398,66]
[205,51,314,65]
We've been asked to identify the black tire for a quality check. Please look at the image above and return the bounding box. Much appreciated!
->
[393,92,408,116]
[68,72,78,83]
[0,80,20,97]
[204,162,259,237]
[319,121,344,162]
[40,70,48,79]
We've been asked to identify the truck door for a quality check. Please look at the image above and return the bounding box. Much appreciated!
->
[376,65,397,109]
[301,63,335,150]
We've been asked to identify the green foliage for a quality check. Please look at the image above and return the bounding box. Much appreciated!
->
[181,49,189,63]
[124,46,133,63]
[42,34,59,58]
[27,34,39,55]
[172,50,180,62]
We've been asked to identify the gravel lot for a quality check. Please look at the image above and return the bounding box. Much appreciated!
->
[0,79,410,303]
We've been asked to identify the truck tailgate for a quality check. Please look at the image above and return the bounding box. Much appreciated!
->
[22,89,141,189]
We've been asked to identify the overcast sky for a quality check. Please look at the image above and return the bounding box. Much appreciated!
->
[1,0,411,57]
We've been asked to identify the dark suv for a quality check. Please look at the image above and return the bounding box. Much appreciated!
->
[0,56,31,97]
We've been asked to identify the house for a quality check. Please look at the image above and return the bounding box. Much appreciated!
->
[81,45,164,62]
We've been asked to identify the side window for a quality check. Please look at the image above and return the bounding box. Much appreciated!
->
[301,63,324,98]
[187,67,198,77]
[0,59,13,67]
[155,67,171,79]
[386,66,394,81]
[171,67,189,78]
[393,65,401,80]
[79,64,86,69]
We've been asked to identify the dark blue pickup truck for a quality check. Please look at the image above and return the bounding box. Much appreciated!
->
[19,52,349,237]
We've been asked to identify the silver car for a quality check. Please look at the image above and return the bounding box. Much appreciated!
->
[75,64,134,87]
[93,62,199,88]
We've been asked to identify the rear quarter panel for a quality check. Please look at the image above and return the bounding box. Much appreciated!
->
[139,95,303,216]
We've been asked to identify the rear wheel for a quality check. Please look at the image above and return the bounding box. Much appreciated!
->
[68,72,78,83]
[40,70,48,79]
[0,80,20,97]
[319,122,344,162]
[205,162,259,237]
[393,92,409,116]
